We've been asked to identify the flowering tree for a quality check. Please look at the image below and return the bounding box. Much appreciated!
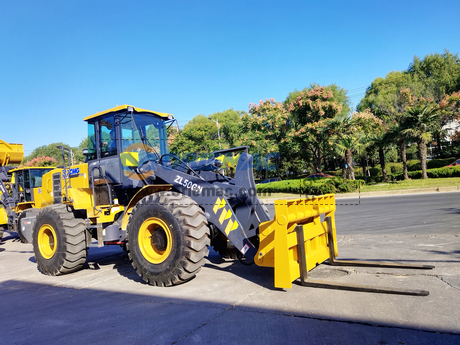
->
[243,99,290,178]
[24,156,57,167]
[285,86,342,172]
[440,90,460,141]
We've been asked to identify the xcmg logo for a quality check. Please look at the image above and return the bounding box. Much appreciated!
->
[63,168,80,178]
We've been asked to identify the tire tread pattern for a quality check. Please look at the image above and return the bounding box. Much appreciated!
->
[127,192,210,287]
[33,204,87,276]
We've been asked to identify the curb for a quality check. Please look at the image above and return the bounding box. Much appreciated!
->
[260,186,460,203]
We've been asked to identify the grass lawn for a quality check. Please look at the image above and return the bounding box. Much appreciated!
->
[359,177,460,192]
[258,177,460,199]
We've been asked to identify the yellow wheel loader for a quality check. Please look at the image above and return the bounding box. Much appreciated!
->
[0,139,54,242]
[28,105,433,294]
[0,140,23,240]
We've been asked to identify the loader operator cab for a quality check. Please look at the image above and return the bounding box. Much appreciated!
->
[83,105,175,193]
[10,167,54,203]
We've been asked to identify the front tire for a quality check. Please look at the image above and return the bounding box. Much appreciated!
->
[127,192,210,286]
[32,205,87,276]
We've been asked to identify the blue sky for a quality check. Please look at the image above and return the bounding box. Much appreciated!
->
[1,0,459,155]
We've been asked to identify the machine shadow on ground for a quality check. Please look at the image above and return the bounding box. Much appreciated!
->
[1,279,459,345]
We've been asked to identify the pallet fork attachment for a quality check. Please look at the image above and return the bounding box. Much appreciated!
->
[255,195,434,296]
[296,217,433,296]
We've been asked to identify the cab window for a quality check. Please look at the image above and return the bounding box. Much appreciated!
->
[86,122,97,160]
[99,116,117,157]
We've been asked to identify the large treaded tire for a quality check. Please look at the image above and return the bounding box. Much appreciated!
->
[32,204,87,276]
[0,227,3,241]
[127,192,210,287]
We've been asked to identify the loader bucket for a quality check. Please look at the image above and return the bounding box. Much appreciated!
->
[0,139,24,166]
[255,194,337,289]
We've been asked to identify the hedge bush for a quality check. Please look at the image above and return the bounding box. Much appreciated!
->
[256,177,364,195]
[407,159,421,171]
[387,162,403,174]
[355,157,458,182]
[427,157,458,169]
[389,166,460,180]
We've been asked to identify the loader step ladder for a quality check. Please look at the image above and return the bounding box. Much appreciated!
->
[295,216,434,296]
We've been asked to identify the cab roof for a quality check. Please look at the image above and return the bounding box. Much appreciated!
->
[83,105,174,121]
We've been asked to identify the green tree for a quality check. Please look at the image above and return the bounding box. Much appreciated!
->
[331,109,383,181]
[358,71,426,180]
[168,109,245,159]
[210,108,245,149]
[399,90,441,179]
[407,49,460,102]
[358,71,417,117]
[350,109,384,182]
[22,142,81,166]
[407,50,460,155]
[169,115,220,156]
[331,115,360,180]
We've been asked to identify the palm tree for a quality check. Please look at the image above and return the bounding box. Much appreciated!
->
[368,133,390,182]
[382,125,410,180]
[331,114,366,181]
[400,104,441,179]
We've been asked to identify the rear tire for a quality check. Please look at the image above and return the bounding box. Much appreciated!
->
[127,192,210,286]
[32,205,87,276]
[0,227,3,241]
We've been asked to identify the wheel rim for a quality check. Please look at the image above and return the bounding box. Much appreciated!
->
[38,224,57,259]
[138,217,173,264]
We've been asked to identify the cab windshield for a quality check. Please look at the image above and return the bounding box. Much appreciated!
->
[119,112,169,156]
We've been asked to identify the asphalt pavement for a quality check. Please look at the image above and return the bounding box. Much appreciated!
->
[1,192,459,344]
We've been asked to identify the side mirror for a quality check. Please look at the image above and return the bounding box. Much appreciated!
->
[82,149,89,156]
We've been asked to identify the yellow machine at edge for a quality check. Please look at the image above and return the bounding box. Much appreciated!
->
[0,139,56,242]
